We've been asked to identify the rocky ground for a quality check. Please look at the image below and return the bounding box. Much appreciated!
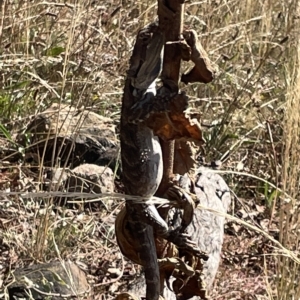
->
[0,105,279,300]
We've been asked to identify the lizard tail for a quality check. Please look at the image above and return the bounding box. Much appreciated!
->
[135,222,161,300]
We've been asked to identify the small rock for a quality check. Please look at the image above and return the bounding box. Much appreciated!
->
[67,164,114,194]
[54,164,115,210]
[17,104,119,169]
[8,260,90,300]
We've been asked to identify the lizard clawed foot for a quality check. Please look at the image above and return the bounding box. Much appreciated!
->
[165,182,196,233]
[164,228,208,261]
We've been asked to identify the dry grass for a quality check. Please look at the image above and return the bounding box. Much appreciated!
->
[276,2,300,298]
[1,0,300,299]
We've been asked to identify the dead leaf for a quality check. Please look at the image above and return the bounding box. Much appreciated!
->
[145,93,205,143]
[181,29,216,84]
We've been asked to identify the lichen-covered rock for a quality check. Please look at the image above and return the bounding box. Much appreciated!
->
[52,164,114,210]
[8,260,90,300]
[192,168,231,289]
[17,104,119,169]
[67,164,114,195]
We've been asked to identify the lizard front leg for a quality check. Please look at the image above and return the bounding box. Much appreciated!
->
[136,202,207,260]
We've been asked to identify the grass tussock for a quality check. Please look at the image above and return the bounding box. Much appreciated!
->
[0,0,300,299]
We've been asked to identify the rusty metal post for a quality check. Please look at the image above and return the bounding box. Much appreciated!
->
[157,0,185,195]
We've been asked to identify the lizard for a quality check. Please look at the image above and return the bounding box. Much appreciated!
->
[119,22,207,300]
